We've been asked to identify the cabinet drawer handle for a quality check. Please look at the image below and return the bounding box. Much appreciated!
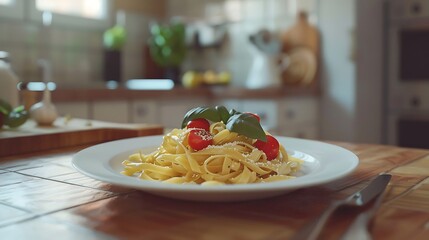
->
[286,110,295,119]
[137,107,147,116]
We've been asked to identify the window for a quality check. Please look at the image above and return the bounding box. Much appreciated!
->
[0,0,13,5]
[29,0,111,28]
[0,0,111,29]
[0,0,24,19]
[36,0,108,20]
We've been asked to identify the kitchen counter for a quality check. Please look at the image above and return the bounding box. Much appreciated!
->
[0,139,428,239]
[20,85,321,139]
[27,85,320,102]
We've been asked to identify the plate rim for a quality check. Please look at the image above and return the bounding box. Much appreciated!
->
[72,135,359,194]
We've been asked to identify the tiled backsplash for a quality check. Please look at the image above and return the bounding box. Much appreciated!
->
[166,0,316,86]
[0,19,105,86]
[0,0,315,88]
[0,11,154,87]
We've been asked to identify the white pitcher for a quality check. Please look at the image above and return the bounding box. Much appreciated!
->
[0,51,19,107]
[246,51,282,89]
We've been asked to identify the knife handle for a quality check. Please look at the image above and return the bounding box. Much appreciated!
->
[291,201,343,240]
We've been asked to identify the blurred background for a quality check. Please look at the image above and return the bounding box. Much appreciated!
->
[1,0,427,149]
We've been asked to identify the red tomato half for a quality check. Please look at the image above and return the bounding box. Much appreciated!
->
[245,112,261,122]
[253,135,280,160]
[188,129,213,151]
[186,118,210,131]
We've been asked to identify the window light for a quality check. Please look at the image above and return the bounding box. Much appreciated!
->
[36,0,107,19]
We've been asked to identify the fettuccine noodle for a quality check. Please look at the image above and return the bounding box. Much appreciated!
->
[121,122,302,185]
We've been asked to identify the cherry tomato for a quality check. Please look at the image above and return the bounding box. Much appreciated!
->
[186,118,210,131]
[245,112,261,122]
[188,129,213,151]
[253,135,280,160]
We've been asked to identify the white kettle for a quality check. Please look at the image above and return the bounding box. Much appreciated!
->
[246,52,282,89]
[246,30,282,89]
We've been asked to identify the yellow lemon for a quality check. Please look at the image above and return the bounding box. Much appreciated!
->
[182,71,202,88]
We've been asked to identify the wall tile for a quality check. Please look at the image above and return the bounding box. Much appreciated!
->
[1,0,315,87]
[242,0,267,21]
[0,22,7,43]
[24,24,41,48]
[6,24,27,46]
[164,0,313,86]
[122,54,143,80]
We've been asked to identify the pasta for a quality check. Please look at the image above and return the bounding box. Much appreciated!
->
[121,121,302,185]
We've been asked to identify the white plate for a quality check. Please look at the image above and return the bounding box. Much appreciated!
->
[72,135,358,202]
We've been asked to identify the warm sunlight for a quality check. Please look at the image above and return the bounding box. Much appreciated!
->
[36,0,107,19]
[0,0,12,5]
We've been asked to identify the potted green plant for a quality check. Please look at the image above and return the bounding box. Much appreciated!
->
[148,21,186,84]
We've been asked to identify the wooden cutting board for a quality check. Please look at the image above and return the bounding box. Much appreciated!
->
[281,11,319,55]
[0,118,163,158]
[281,11,320,86]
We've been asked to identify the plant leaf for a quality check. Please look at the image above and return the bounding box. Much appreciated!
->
[215,105,230,124]
[181,106,221,128]
[13,105,25,113]
[5,109,28,128]
[226,113,267,142]
[229,108,240,116]
[0,99,12,115]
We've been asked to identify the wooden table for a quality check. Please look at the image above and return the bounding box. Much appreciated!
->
[0,142,428,239]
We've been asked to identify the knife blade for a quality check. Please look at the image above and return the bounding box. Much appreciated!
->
[291,173,392,240]
[347,173,391,206]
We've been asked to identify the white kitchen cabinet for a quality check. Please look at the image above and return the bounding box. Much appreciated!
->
[55,102,89,119]
[131,100,158,124]
[159,98,209,129]
[278,125,319,139]
[277,97,320,138]
[216,99,243,113]
[278,97,319,125]
[241,100,278,132]
[69,91,319,139]
[92,101,130,123]
[216,97,319,139]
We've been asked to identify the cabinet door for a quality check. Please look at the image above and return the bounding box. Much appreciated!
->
[216,99,243,113]
[55,102,89,119]
[92,101,129,123]
[278,125,319,139]
[278,97,318,125]
[242,100,278,132]
[278,97,319,139]
[131,100,158,124]
[160,99,208,129]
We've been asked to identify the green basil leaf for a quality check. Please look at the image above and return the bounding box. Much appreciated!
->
[215,105,230,124]
[229,108,240,116]
[0,99,12,115]
[226,113,267,142]
[181,106,222,128]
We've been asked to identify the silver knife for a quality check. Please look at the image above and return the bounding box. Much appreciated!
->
[340,175,391,240]
[291,173,392,240]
